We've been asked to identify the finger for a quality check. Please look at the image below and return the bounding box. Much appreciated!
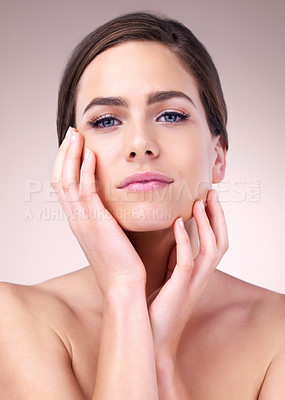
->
[79,148,103,210]
[51,126,74,186]
[188,198,218,291]
[51,127,76,217]
[165,243,177,282]
[168,217,194,287]
[194,198,217,259]
[204,189,229,255]
[61,130,84,202]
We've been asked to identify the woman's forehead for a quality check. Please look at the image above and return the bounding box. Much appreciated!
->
[76,41,200,112]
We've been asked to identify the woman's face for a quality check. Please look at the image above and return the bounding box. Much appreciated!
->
[75,41,224,231]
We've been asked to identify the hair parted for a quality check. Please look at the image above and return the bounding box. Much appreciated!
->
[57,11,228,151]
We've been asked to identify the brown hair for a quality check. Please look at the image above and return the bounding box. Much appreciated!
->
[57,11,228,151]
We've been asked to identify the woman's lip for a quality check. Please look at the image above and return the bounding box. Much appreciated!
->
[118,171,173,189]
[120,181,171,192]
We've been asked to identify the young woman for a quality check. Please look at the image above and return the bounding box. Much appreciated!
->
[0,11,284,400]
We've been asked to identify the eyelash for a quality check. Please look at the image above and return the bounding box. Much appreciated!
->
[87,111,190,129]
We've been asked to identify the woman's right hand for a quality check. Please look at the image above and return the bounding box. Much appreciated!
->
[51,127,147,297]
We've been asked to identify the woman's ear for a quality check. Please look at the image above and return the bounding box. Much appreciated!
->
[211,135,227,184]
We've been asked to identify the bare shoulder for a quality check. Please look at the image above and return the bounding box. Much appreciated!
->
[192,270,285,355]
[0,280,75,348]
[179,271,285,397]
[0,266,101,333]
[0,280,74,369]
[0,280,86,399]
[211,271,285,359]
[222,271,285,332]
[222,275,285,398]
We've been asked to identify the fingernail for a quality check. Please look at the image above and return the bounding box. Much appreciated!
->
[213,189,218,200]
[178,217,184,229]
[65,126,73,138]
[200,200,205,210]
[84,148,90,160]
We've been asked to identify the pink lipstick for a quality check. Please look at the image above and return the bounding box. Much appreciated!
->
[118,171,173,192]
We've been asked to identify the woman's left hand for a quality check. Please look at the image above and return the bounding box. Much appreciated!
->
[148,189,229,360]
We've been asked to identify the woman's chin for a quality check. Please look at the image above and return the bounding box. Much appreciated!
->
[113,207,174,232]
[118,219,172,232]
[104,200,195,231]
[112,207,194,232]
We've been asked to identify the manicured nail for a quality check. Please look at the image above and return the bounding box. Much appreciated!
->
[84,148,90,160]
[65,126,73,138]
[178,217,184,229]
[200,200,205,210]
[213,189,218,200]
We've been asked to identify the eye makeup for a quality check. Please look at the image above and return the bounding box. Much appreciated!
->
[86,110,191,130]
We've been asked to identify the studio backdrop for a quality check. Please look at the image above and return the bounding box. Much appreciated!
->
[1,0,284,293]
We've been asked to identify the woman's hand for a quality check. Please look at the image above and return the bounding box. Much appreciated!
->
[51,128,147,297]
[148,189,229,359]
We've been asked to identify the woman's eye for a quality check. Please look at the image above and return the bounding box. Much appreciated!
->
[87,115,120,129]
[87,111,190,130]
[157,111,190,123]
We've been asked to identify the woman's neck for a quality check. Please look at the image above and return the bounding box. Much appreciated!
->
[125,218,199,298]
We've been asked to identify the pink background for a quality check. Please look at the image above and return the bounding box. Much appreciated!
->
[1,0,284,293]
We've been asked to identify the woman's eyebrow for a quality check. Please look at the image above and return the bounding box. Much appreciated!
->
[83,90,196,115]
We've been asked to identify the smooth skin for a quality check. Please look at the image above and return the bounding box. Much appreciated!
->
[0,42,285,399]
[52,126,228,398]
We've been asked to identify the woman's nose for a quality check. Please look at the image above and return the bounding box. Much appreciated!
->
[124,125,160,161]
